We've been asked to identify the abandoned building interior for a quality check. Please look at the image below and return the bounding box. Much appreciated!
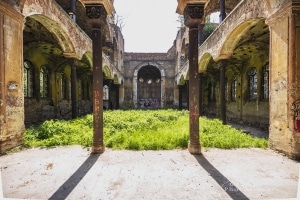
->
[1,0,300,159]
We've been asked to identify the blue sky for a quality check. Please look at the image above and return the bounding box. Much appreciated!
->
[113,0,180,53]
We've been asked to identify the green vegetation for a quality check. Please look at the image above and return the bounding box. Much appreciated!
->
[24,109,268,150]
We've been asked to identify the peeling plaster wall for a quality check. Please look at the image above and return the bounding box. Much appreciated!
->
[0,1,25,151]
[267,2,300,159]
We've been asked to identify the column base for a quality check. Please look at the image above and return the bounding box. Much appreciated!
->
[188,142,201,155]
[92,143,105,154]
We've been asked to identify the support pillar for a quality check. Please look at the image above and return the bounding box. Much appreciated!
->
[85,4,108,154]
[179,85,183,110]
[108,80,112,109]
[71,60,78,119]
[183,3,204,155]
[219,0,226,22]
[219,60,227,125]
[199,73,203,115]
[115,84,120,109]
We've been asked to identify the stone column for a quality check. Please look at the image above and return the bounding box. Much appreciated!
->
[108,79,112,109]
[133,70,138,108]
[219,59,227,124]
[161,71,166,108]
[85,4,107,154]
[183,3,204,154]
[199,73,203,115]
[179,85,183,110]
[219,0,226,22]
[71,60,78,119]
[115,84,120,109]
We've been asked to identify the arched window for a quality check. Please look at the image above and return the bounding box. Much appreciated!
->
[40,66,49,98]
[231,75,237,101]
[24,60,34,98]
[248,67,257,101]
[61,73,67,100]
[180,55,185,67]
[262,65,269,100]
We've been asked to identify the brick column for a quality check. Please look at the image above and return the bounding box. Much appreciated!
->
[184,3,204,154]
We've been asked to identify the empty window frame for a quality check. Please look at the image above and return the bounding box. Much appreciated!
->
[24,60,34,98]
[231,75,237,101]
[248,67,257,101]
[40,66,49,98]
[261,65,269,100]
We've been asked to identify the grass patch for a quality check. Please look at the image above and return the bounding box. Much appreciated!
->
[23,109,268,150]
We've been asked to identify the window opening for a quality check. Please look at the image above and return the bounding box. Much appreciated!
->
[24,60,34,98]
[262,65,269,100]
[40,66,49,98]
[248,67,257,101]
[231,75,237,101]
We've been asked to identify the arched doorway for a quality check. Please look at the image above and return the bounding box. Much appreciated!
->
[137,65,161,108]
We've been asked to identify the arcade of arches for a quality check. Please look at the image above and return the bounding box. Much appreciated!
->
[1,0,300,159]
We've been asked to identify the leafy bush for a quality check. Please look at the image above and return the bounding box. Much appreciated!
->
[23,109,268,150]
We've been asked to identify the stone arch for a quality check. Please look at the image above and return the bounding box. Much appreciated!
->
[23,15,75,56]
[81,52,93,69]
[218,18,266,60]
[179,75,185,85]
[21,0,92,60]
[113,74,119,84]
[199,53,214,73]
[133,62,165,76]
[133,62,166,108]
[103,65,112,80]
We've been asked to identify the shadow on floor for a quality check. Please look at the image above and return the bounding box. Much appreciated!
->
[49,153,101,200]
[194,154,249,200]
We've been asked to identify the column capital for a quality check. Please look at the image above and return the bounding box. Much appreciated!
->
[82,0,114,15]
[83,0,114,28]
[184,3,205,28]
[85,4,107,27]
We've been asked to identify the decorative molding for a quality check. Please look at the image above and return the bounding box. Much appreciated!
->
[176,0,206,15]
[86,4,106,19]
[82,0,114,15]
[184,4,204,20]
[184,4,204,27]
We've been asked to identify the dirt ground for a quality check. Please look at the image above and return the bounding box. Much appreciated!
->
[0,145,299,200]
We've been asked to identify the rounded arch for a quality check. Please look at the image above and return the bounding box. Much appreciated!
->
[103,65,112,79]
[25,14,75,55]
[133,62,165,77]
[219,18,266,60]
[21,0,91,60]
[81,52,93,68]
[179,75,186,85]
[199,53,214,73]
[113,74,119,84]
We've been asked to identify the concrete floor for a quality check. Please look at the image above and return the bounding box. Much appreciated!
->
[0,145,299,200]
